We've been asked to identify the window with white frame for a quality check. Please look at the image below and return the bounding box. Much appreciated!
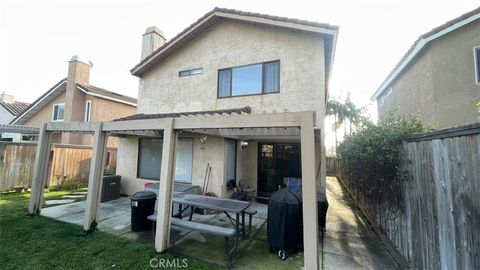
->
[474,46,480,84]
[84,100,92,122]
[137,138,193,183]
[52,103,65,121]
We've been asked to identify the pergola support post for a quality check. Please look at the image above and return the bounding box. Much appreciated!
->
[155,118,178,252]
[83,122,107,231]
[28,123,51,215]
[300,113,320,269]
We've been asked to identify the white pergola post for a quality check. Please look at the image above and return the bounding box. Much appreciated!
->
[28,123,51,215]
[83,122,108,231]
[301,113,320,269]
[155,118,178,252]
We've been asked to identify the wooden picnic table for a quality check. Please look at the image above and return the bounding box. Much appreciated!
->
[173,194,252,240]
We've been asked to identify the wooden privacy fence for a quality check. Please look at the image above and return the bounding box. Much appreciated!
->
[326,156,338,176]
[0,142,117,190]
[336,123,480,269]
[0,142,36,189]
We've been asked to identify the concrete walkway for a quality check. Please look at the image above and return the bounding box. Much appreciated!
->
[321,177,398,269]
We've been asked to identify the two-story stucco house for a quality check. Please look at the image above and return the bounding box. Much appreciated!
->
[371,7,480,128]
[10,56,137,145]
[116,8,338,200]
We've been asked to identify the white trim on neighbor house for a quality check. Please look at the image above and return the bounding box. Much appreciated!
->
[84,100,92,122]
[75,85,137,107]
[385,87,392,97]
[10,80,67,125]
[474,46,480,84]
[379,95,385,107]
[371,12,480,101]
[51,103,65,122]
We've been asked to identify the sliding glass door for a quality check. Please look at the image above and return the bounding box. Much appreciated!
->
[257,143,301,197]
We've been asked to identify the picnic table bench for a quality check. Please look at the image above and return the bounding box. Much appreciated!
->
[147,215,237,258]
[147,194,257,259]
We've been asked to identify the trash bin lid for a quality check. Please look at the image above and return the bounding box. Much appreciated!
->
[131,191,156,200]
[269,188,302,205]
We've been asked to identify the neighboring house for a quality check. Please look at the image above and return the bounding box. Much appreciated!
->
[0,93,30,141]
[10,56,137,145]
[116,8,338,198]
[371,7,480,128]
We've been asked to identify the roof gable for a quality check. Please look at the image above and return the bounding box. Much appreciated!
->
[371,7,480,101]
[10,80,137,125]
[131,7,338,79]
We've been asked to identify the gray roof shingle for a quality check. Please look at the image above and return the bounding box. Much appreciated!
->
[0,101,30,116]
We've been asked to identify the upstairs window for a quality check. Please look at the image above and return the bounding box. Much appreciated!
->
[475,47,480,84]
[52,103,65,122]
[218,60,280,98]
[84,100,91,122]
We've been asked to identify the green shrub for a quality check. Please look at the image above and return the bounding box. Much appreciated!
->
[338,114,424,210]
[49,181,87,191]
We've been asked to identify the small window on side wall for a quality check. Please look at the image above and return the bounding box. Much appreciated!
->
[52,103,65,122]
[474,47,480,84]
[84,100,91,122]
[179,68,203,77]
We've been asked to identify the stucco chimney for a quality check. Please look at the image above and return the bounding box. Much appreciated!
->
[0,91,14,103]
[62,55,92,144]
[141,26,165,60]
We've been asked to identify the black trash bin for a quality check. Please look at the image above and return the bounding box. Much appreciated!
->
[317,188,329,231]
[267,188,303,260]
[130,191,157,231]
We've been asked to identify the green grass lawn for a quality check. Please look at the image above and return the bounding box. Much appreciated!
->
[0,191,214,270]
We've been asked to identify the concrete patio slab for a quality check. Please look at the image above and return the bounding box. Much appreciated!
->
[44,199,75,205]
[61,195,86,199]
[40,177,398,269]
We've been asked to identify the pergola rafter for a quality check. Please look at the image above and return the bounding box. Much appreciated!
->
[27,110,323,269]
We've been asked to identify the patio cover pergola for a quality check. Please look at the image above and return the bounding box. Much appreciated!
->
[27,110,324,269]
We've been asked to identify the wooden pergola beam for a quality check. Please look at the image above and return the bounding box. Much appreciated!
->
[102,119,169,132]
[83,123,108,231]
[174,112,303,129]
[29,111,323,267]
[28,123,51,215]
[300,113,320,269]
[155,118,177,251]
[47,122,96,133]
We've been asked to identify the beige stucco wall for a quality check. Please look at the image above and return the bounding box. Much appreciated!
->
[24,91,66,144]
[80,96,137,146]
[117,134,228,196]
[23,90,136,146]
[378,21,480,128]
[138,20,326,126]
[118,20,328,196]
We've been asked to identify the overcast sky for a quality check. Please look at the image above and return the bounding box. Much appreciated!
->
[1,0,478,114]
